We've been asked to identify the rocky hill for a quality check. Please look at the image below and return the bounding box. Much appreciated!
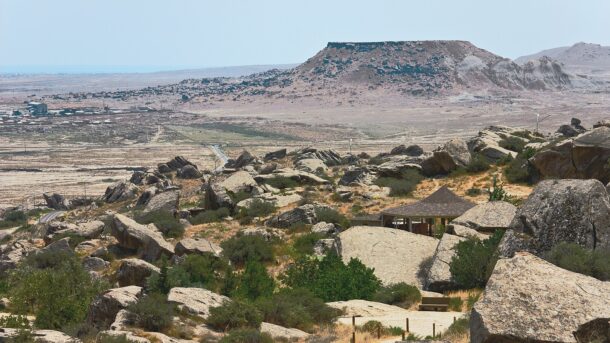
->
[516,42,610,80]
[50,41,592,103]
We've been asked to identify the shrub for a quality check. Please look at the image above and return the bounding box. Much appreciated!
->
[466,154,491,173]
[359,321,404,337]
[219,328,273,343]
[499,136,526,153]
[372,283,421,308]
[448,297,463,311]
[190,207,231,225]
[374,170,423,197]
[281,253,381,302]
[544,243,610,281]
[466,188,482,197]
[256,288,340,332]
[9,252,107,329]
[97,333,140,343]
[221,234,274,266]
[128,292,174,331]
[206,300,263,331]
[0,314,29,329]
[236,199,276,223]
[228,190,251,204]
[234,261,275,300]
[0,210,27,229]
[264,176,298,189]
[442,316,469,340]
[504,147,537,184]
[487,176,512,202]
[314,207,350,228]
[137,211,184,238]
[148,254,233,294]
[449,230,504,289]
[293,232,325,256]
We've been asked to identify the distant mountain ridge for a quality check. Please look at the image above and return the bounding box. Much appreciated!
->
[516,42,610,79]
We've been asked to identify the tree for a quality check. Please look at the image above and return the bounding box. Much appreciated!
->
[234,261,275,300]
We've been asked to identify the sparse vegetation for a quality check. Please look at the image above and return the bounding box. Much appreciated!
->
[264,176,298,189]
[0,210,27,229]
[499,136,527,153]
[233,261,275,300]
[504,147,537,184]
[372,282,421,308]
[293,232,325,256]
[221,234,275,266]
[206,300,263,331]
[219,328,273,343]
[236,199,276,225]
[314,207,350,228]
[374,169,423,197]
[190,207,231,224]
[128,292,174,332]
[466,153,491,173]
[544,243,610,281]
[137,211,184,238]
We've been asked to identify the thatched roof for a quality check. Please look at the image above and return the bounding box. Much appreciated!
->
[381,186,475,218]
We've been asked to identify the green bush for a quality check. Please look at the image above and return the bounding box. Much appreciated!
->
[449,230,504,289]
[206,300,263,331]
[487,176,512,202]
[0,315,29,329]
[236,199,277,224]
[499,136,526,153]
[234,261,275,301]
[372,283,421,308]
[8,252,107,329]
[256,288,340,332]
[359,321,404,336]
[504,147,536,184]
[137,211,184,238]
[281,253,381,302]
[128,292,174,332]
[293,232,325,256]
[448,297,463,311]
[466,188,482,197]
[219,328,273,343]
[147,254,233,295]
[442,316,469,340]
[0,210,27,229]
[190,207,231,225]
[466,154,491,173]
[544,243,610,281]
[374,170,423,197]
[314,207,350,228]
[221,234,274,266]
[264,176,298,189]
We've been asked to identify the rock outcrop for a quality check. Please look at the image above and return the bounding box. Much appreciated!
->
[167,287,230,320]
[336,226,439,287]
[263,148,287,161]
[501,179,610,257]
[421,139,471,176]
[88,286,143,329]
[448,201,516,234]
[260,322,310,341]
[470,253,610,343]
[174,238,222,257]
[116,258,160,287]
[294,148,343,166]
[141,190,180,215]
[43,192,70,210]
[103,181,139,203]
[531,126,610,183]
[110,214,174,262]
[176,164,203,179]
[468,126,539,161]
[425,234,466,292]
[266,204,332,228]
[557,117,587,137]
[390,144,424,156]
[225,150,258,169]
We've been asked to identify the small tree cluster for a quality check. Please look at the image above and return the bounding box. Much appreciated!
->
[449,230,504,289]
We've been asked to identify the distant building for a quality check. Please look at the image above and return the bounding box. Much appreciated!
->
[27,102,48,115]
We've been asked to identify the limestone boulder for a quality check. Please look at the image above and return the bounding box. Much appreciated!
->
[390,144,424,156]
[141,190,180,215]
[339,166,377,186]
[313,238,338,257]
[241,227,284,242]
[425,234,466,292]
[42,192,70,210]
[421,139,471,176]
[295,158,328,173]
[176,164,203,179]
[255,168,330,185]
[260,322,310,341]
[376,156,424,178]
[88,286,142,329]
[0,240,37,273]
[263,148,287,161]
[470,252,610,343]
[175,238,222,257]
[336,226,439,287]
[501,179,610,257]
[0,329,81,342]
[531,126,610,183]
[311,221,338,235]
[225,150,258,169]
[163,156,196,171]
[266,204,333,229]
[467,126,536,161]
[237,193,302,209]
[294,148,343,166]
[448,201,516,233]
[44,220,105,243]
[110,214,174,262]
[167,287,230,320]
[103,181,139,203]
[116,258,160,287]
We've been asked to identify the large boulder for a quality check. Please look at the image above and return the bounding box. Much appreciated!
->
[425,234,466,292]
[167,287,230,320]
[103,181,139,203]
[255,168,330,185]
[468,126,536,161]
[225,150,258,169]
[295,158,328,173]
[175,238,222,257]
[266,204,331,229]
[263,148,287,161]
[110,214,174,262]
[0,329,81,342]
[141,190,180,215]
[390,144,424,157]
[376,156,424,178]
[448,201,516,234]
[116,258,160,287]
[204,171,260,210]
[0,240,37,274]
[176,164,202,179]
[260,322,310,341]
[130,169,168,186]
[470,252,610,343]
[163,156,196,171]
[42,192,70,210]
[44,220,105,244]
[339,166,377,186]
[557,117,587,137]
[88,286,142,329]
[237,193,302,209]
[294,148,343,166]
[500,179,610,257]
[531,126,610,183]
[421,139,471,176]
[336,226,439,287]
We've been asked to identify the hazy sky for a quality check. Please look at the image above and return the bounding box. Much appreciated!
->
[1,0,609,73]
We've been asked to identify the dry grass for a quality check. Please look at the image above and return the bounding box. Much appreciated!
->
[445,289,484,312]
[314,324,403,343]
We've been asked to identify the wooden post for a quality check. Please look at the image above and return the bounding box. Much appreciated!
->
[433,323,436,338]
[454,316,456,323]
[352,331,355,343]
[352,315,356,328]
[377,325,381,338]
[406,318,409,332]
[402,331,406,340]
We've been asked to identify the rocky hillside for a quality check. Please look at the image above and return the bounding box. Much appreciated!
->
[516,42,610,80]
[51,41,591,103]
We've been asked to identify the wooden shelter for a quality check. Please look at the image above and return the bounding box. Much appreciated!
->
[380,186,475,236]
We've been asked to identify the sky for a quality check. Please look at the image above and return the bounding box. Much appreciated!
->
[1,0,610,73]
